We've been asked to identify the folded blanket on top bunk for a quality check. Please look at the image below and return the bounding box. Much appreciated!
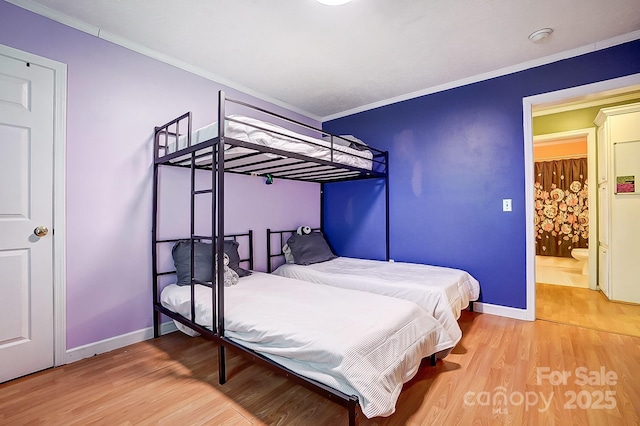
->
[161,272,455,418]
[168,114,373,170]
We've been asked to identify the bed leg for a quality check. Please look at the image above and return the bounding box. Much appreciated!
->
[469,301,474,312]
[218,345,227,385]
[430,353,437,366]
[347,401,358,426]
[153,310,160,338]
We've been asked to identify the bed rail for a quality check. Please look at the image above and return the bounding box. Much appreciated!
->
[153,91,388,184]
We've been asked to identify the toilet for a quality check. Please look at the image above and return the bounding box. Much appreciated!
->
[571,248,589,275]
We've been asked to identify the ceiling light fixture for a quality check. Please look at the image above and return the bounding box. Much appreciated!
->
[529,28,553,43]
[316,0,352,5]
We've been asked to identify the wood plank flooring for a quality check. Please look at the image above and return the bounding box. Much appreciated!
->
[537,283,640,338]
[1,312,639,425]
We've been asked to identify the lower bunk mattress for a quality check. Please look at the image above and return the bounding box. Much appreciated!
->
[161,272,455,418]
[273,257,481,346]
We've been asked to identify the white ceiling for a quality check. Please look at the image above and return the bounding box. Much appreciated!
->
[9,0,640,120]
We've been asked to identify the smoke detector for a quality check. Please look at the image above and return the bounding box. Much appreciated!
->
[529,28,553,43]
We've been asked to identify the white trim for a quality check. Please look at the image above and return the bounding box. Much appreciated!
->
[523,73,640,321]
[52,59,67,367]
[0,43,68,367]
[6,0,640,122]
[533,128,595,143]
[533,128,597,290]
[523,101,537,321]
[65,321,178,364]
[586,128,597,289]
[533,91,640,117]
[472,302,531,321]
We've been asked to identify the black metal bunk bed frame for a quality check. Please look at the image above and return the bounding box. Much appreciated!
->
[151,90,389,425]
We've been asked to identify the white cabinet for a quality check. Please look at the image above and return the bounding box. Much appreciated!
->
[594,103,640,304]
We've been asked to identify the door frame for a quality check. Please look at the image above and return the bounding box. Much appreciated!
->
[522,72,640,321]
[532,128,597,291]
[0,43,67,366]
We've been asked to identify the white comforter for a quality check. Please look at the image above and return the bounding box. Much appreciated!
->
[169,114,373,170]
[161,272,454,418]
[273,257,480,346]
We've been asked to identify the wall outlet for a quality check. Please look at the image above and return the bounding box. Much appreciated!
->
[503,199,512,212]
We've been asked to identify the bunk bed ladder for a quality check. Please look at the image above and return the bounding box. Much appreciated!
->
[152,112,192,338]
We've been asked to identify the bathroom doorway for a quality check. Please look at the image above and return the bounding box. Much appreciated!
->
[532,129,595,291]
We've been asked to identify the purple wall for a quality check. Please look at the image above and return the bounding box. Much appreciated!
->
[0,2,320,349]
[323,39,640,310]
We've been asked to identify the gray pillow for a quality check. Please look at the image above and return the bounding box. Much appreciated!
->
[221,239,251,277]
[172,241,213,285]
[172,240,250,285]
[286,232,337,266]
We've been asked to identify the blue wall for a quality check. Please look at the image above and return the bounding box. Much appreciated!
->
[323,39,640,310]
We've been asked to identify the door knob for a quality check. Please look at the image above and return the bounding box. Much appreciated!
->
[34,226,48,237]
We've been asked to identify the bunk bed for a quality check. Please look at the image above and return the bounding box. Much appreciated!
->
[267,228,481,346]
[152,91,451,424]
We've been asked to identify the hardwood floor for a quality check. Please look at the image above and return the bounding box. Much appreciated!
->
[537,283,640,338]
[1,312,639,425]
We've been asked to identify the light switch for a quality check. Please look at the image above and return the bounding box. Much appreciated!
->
[503,199,512,212]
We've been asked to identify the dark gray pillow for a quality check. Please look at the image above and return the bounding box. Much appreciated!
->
[172,240,250,285]
[172,241,213,285]
[221,239,251,277]
[286,232,337,266]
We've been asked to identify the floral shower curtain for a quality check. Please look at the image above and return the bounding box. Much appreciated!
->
[534,158,589,257]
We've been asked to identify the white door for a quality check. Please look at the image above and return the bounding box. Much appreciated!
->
[0,52,55,383]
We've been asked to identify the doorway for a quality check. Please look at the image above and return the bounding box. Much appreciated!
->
[523,73,640,336]
[532,129,596,291]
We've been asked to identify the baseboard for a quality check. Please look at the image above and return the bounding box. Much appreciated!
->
[473,302,534,321]
[64,321,178,364]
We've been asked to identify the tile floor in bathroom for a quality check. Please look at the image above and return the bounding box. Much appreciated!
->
[535,255,589,288]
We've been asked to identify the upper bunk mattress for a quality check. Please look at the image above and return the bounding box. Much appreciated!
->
[160,272,455,418]
[167,114,373,170]
[272,257,481,346]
